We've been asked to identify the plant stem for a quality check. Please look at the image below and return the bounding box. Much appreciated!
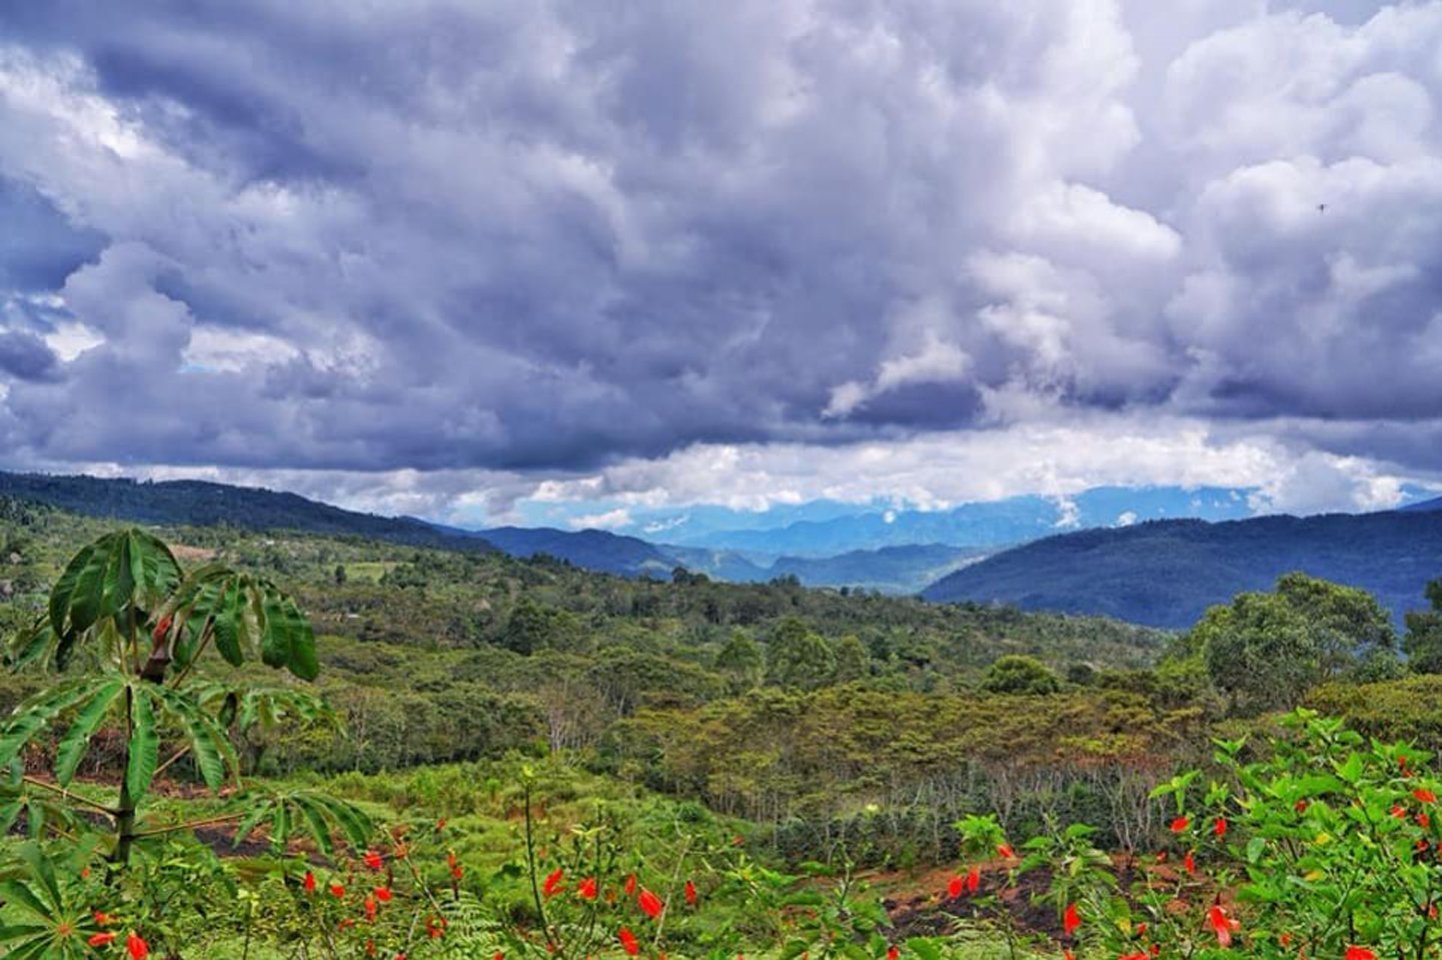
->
[130,811,245,838]
[523,780,559,956]
[21,776,121,817]
[113,685,136,865]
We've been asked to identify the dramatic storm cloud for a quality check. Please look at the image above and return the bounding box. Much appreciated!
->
[0,0,1439,520]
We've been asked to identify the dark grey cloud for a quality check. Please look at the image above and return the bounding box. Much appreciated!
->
[0,0,1439,506]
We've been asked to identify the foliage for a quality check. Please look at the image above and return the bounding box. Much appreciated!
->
[1191,572,1395,715]
[979,655,1059,696]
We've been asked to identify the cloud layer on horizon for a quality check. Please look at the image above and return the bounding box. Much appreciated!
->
[1,0,1441,522]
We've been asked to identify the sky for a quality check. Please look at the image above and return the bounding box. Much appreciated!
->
[1,0,1440,532]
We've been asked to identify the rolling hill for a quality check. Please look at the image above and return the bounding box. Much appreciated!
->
[0,471,497,554]
[922,510,1442,629]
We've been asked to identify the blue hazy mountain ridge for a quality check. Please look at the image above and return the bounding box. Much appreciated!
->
[662,543,987,594]
[921,510,1442,629]
[476,526,677,576]
[665,486,1254,556]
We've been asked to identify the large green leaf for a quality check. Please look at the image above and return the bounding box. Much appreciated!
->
[0,678,107,771]
[53,678,124,787]
[125,687,159,801]
[151,686,236,791]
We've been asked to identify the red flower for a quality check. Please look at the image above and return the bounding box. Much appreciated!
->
[151,616,172,642]
[966,865,980,894]
[1420,812,1433,829]
[618,927,640,956]
[1416,789,1437,804]
[1392,805,1408,819]
[94,911,113,926]
[1154,851,1167,863]
[126,932,150,960]
[638,888,664,919]
[451,865,463,880]
[1279,933,1293,948]
[375,886,392,903]
[578,876,598,900]
[1346,948,1376,960]
[1183,851,1196,875]
[330,883,345,898]
[684,880,698,906]
[1063,902,1081,937]
[425,916,447,939]
[887,947,900,960]
[997,843,1015,859]
[1294,800,1309,814]
[364,897,378,923]
[364,849,384,871]
[88,932,116,947]
[624,873,638,896]
[303,871,317,894]
[1169,816,1190,833]
[543,868,565,897]
[946,875,963,899]
[1207,905,1239,947]
[436,818,447,831]
[1214,818,1227,839]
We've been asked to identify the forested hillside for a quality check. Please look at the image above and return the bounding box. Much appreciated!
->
[5,494,1442,957]
[924,510,1442,628]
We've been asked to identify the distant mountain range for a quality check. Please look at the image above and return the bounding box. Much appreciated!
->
[0,470,979,592]
[922,509,1442,629]
[662,486,1255,556]
[10,470,1442,616]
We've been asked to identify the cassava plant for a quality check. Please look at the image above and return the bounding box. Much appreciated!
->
[0,528,369,867]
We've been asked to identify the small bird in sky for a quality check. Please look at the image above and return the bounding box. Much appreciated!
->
[1318,203,1327,212]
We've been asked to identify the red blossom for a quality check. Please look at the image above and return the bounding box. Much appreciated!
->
[1214,818,1227,839]
[618,927,640,956]
[1393,805,1408,819]
[578,876,598,900]
[965,865,980,894]
[126,931,150,960]
[1416,789,1437,804]
[330,884,346,898]
[1295,800,1309,814]
[997,843,1015,859]
[364,897,378,923]
[94,911,113,926]
[887,947,900,960]
[303,871,317,894]
[375,886,392,902]
[1207,905,1239,947]
[946,875,963,899]
[1169,816,1190,833]
[684,880,698,906]
[625,874,638,896]
[1183,851,1196,875]
[1063,903,1081,937]
[543,868,565,897]
[88,932,116,947]
[364,849,384,871]
[1345,948,1377,960]
[638,888,664,919]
